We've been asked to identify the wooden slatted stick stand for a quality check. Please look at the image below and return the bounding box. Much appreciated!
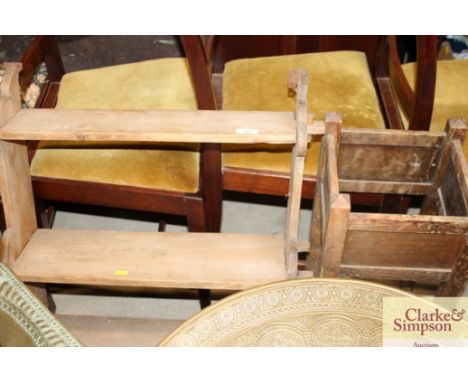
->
[308,117,468,296]
[0,64,322,306]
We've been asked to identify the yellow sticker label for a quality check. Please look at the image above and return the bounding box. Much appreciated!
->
[114,269,129,276]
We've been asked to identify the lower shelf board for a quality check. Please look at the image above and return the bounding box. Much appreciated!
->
[56,314,183,346]
[13,229,288,290]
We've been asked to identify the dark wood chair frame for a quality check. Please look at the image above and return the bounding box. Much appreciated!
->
[374,36,439,213]
[376,35,438,133]
[20,35,222,233]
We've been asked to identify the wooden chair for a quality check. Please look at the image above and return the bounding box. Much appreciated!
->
[308,117,468,296]
[0,261,80,346]
[159,277,418,346]
[376,35,468,212]
[379,35,468,156]
[217,36,387,206]
[18,36,221,233]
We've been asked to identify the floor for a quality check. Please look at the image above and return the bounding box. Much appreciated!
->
[1,36,467,345]
[0,35,183,72]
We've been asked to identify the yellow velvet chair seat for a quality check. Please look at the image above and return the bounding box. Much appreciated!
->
[222,51,386,176]
[400,59,468,158]
[30,58,200,193]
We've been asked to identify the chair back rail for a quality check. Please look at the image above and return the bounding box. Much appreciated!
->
[387,36,438,131]
[180,36,221,231]
[20,36,65,93]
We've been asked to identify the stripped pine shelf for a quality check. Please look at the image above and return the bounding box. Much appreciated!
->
[13,230,288,290]
[1,65,312,299]
[0,108,325,144]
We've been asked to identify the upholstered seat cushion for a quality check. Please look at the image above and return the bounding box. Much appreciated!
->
[222,51,385,176]
[400,59,468,158]
[30,58,200,193]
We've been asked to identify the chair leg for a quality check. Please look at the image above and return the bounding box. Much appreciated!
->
[198,289,212,309]
[185,197,207,233]
[380,194,411,214]
[200,143,222,233]
[46,206,56,227]
[157,214,166,232]
[0,201,6,233]
[35,198,55,228]
[185,198,214,308]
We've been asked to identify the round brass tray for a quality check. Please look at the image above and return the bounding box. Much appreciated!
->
[160,278,419,347]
